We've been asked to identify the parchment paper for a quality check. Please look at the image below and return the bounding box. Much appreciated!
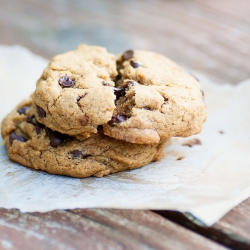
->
[0,45,250,226]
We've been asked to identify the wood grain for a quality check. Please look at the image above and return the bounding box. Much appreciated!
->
[156,198,250,250]
[0,0,249,84]
[0,208,228,250]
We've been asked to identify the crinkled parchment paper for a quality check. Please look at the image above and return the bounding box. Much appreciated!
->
[0,45,250,226]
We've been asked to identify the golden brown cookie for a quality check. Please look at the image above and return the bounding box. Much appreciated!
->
[32,44,117,137]
[103,49,206,144]
[32,46,206,144]
[1,99,168,178]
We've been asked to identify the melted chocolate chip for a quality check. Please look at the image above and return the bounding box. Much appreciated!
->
[122,50,134,61]
[113,87,126,100]
[79,115,89,126]
[36,105,46,118]
[70,150,91,159]
[17,106,30,115]
[97,125,103,131]
[113,87,124,94]
[108,114,129,125]
[9,132,26,145]
[71,150,83,158]
[50,131,65,147]
[26,115,35,124]
[115,74,122,81]
[35,123,45,135]
[77,93,88,102]
[102,81,109,86]
[82,154,91,159]
[58,76,75,88]
[130,60,141,68]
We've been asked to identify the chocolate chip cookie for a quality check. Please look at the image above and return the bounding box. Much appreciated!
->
[1,100,167,178]
[103,49,206,144]
[32,45,206,144]
[32,44,118,137]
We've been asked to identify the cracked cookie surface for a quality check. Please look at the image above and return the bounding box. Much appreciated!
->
[32,45,206,144]
[103,49,207,144]
[1,100,168,178]
[32,44,117,137]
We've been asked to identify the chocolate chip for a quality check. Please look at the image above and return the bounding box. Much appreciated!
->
[102,81,109,86]
[50,131,65,147]
[79,115,89,126]
[113,87,126,101]
[71,150,83,158]
[26,115,35,124]
[122,50,134,61]
[9,132,26,145]
[70,150,91,159]
[113,87,124,94]
[115,74,122,81]
[108,114,129,125]
[17,106,29,115]
[143,106,151,110]
[36,105,46,118]
[77,93,88,102]
[58,76,75,88]
[130,60,141,68]
[97,125,103,131]
[35,123,45,135]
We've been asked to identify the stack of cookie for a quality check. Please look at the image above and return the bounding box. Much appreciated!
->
[1,45,206,178]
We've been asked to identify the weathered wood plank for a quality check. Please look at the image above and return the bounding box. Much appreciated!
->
[0,208,228,250]
[155,198,250,250]
[0,0,249,84]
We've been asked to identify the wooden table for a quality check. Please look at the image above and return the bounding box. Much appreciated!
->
[0,0,250,249]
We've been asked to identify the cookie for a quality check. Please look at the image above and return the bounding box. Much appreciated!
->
[32,44,118,137]
[103,49,206,144]
[32,45,206,145]
[1,99,168,178]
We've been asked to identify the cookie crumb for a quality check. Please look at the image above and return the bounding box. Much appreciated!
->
[177,156,185,160]
[219,130,224,134]
[182,138,201,147]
